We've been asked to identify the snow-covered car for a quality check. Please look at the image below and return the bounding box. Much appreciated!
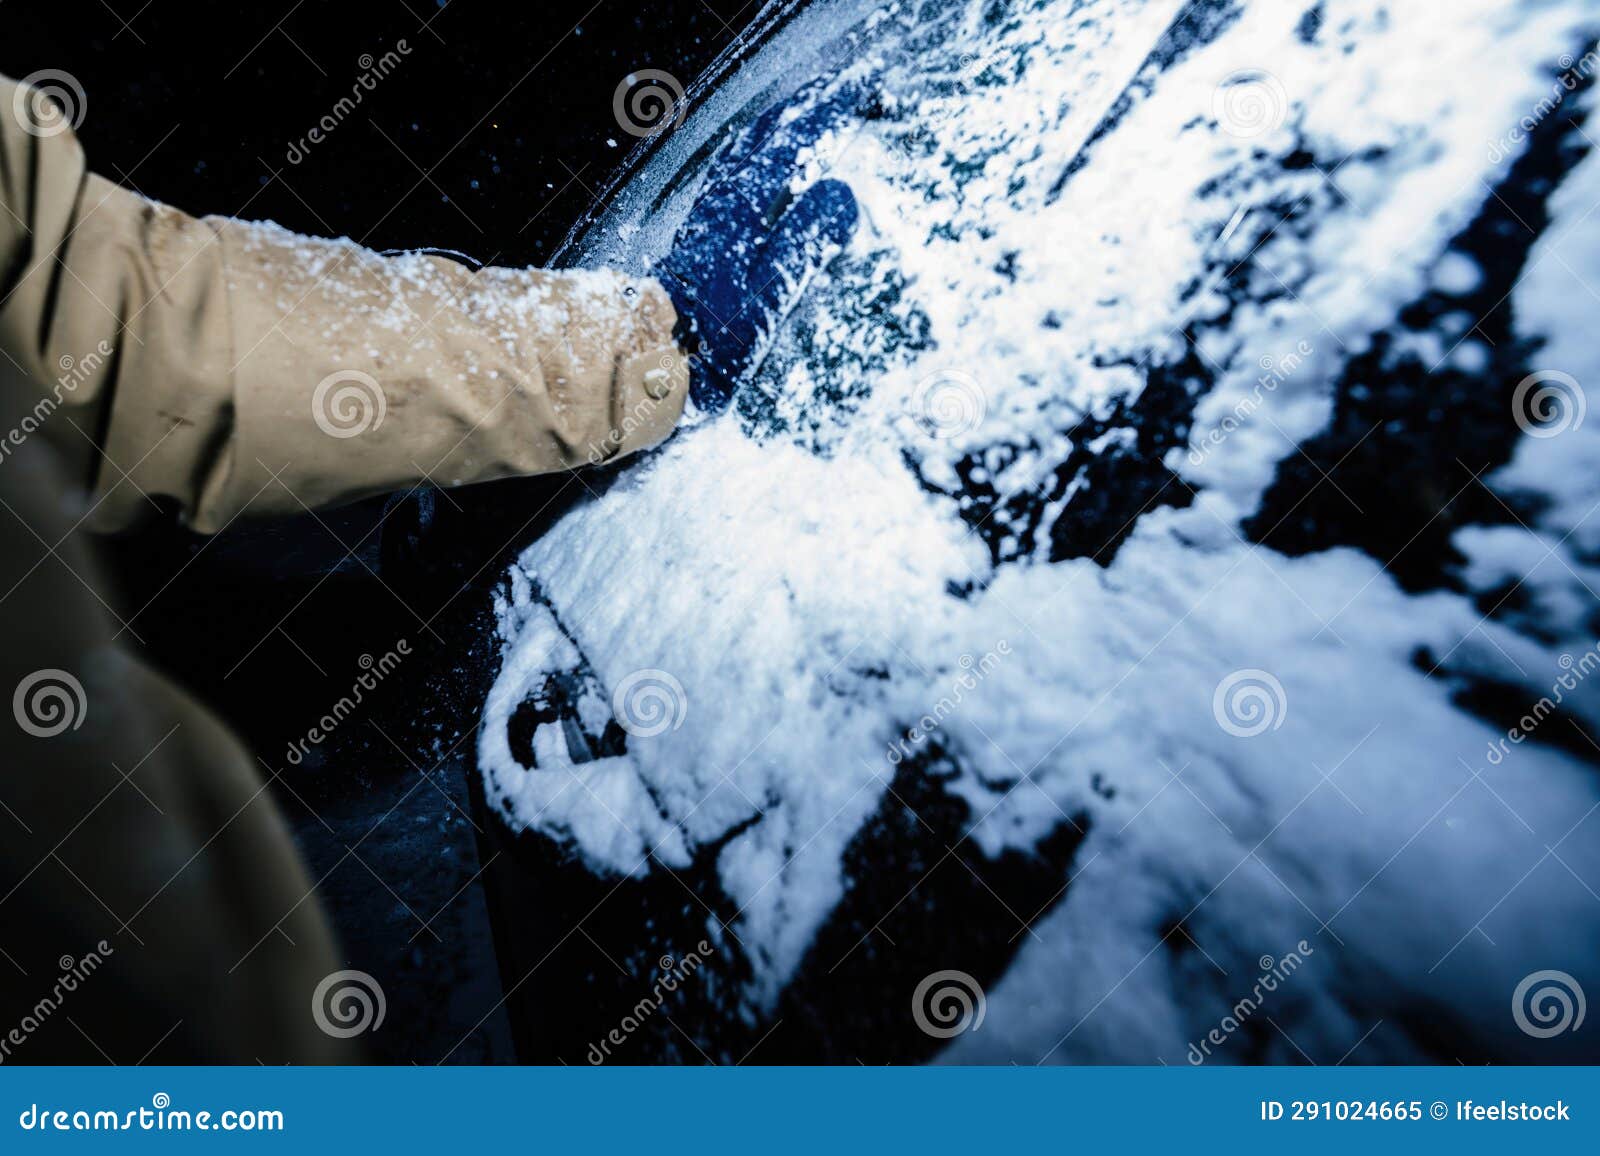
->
[475,0,1600,1063]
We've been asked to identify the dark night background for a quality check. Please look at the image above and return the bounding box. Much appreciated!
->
[2,0,763,1062]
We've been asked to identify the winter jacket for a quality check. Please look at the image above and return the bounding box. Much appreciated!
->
[0,71,686,1062]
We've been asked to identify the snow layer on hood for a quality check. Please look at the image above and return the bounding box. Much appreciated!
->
[480,0,1600,1061]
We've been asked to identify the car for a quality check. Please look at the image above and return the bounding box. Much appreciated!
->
[474,0,1600,1063]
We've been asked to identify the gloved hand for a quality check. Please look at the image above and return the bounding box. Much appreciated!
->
[655,83,862,413]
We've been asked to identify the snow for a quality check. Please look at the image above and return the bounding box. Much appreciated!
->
[1493,128,1600,554]
[478,0,1600,1061]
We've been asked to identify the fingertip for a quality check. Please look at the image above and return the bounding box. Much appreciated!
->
[811,179,859,228]
[791,179,860,246]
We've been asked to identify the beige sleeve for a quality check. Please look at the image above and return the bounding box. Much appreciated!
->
[0,73,688,533]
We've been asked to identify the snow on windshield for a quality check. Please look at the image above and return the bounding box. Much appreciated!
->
[479,0,1600,1062]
